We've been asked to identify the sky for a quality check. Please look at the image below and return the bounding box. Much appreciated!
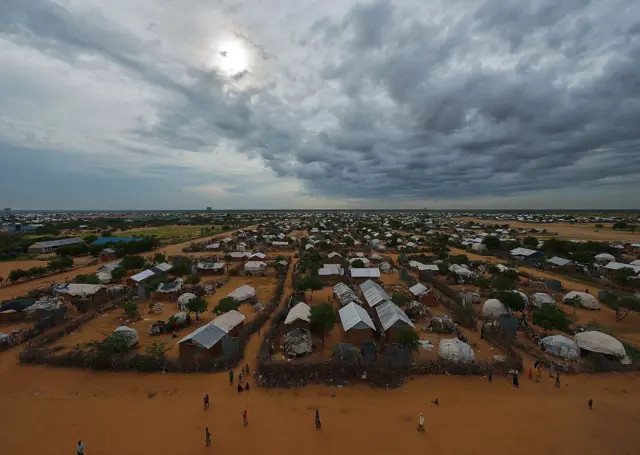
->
[1,0,640,210]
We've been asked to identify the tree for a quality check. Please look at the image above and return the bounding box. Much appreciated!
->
[83,234,98,244]
[101,230,113,237]
[75,274,100,284]
[492,275,515,291]
[396,328,420,351]
[522,236,538,249]
[48,256,74,272]
[144,340,172,369]
[224,254,232,262]
[295,275,324,297]
[122,301,140,319]
[186,297,208,321]
[482,236,501,251]
[450,254,469,265]
[499,291,526,311]
[310,303,336,344]
[612,221,628,230]
[474,277,491,291]
[120,254,146,271]
[154,253,166,263]
[0,275,3,287]
[350,259,365,268]
[111,266,126,282]
[9,269,27,283]
[391,292,409,306]
[171,260,191,276]
[613,268,635,287]
[89,244,104,257]
[214,297,240,315]
[611,296,640,322]
[344,237,354,246]
[631,225,637,234]
[594,224,604,229]
[185,273,201,285]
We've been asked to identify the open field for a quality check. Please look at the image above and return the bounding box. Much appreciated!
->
[115,225,221,240]
[454,217,640,242]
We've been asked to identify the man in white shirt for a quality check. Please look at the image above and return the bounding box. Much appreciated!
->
[77,440,85,455]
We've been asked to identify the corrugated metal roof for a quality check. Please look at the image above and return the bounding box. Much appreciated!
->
[359,279,389,307]
[510,247,540,257]
[319,266,343,276]
[153,262,173,272]
[92,237,141,245]
[53,283,105,296]
[130,269,155,282]
[228,285,256,301]
[285,302,311,325]
[178,321,227,349]
[212,310,246,332]
[197,262,226,270]
[350,268,380,279]
[409,283,428,296]
[548,256,572,266]
[376,301,415,332]
[32,237,85,248]
[604,262,640,273]
[339,302,376,331]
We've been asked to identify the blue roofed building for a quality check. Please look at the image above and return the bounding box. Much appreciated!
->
[92,237,142,245]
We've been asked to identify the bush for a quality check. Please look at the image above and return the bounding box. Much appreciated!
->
[186,273,201,285]
[101,230,113,237]
[396,328,420,351]
[123,301,140,319]
[450,255,469,265]
[75,274,100,284]
[499,291,526,311]
[214,297,240,315]
[350,259,365,268]
[532,306,571,332]
[474,277,491,291]
[48,256,74,272]
[228,268,240,276]
[186,297,208,317]
[111,266,126,281]
[492,275,515,291]
[120,254,146,271]
[391,292,409,306]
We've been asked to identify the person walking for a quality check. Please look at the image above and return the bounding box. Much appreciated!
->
[488,370,493,383]
[417,413,425,432]
[528,368,533,380]
[315,409,321,429]
[243,410,248,426]
[205,428,211,447]
[77,440,85,455]
[555,372,561,388]
[204,394,210,410]
[229,370,234,386]
[535,366,541,383]
[239,372,244,384]
[513,372,519,388]
[588,399,593,410]
[549,364,555,378]
[245,363,250,374]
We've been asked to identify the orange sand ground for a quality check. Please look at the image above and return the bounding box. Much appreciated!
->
[2,239,640,454]
[454,217,640,242]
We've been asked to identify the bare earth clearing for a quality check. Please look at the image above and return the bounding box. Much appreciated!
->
[454,217,640,242]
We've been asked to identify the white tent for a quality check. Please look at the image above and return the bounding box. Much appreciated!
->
[113,326,138,347]
[438,338,475,363]
[539,335,579,360]
[228,285,256,301]
[594,253,615,264]
[563,291,600,310]
[482,299,507,317]
[531,293,556,308]
[177,293,197,311]
[574,331,626,358]
[285,302,311,325]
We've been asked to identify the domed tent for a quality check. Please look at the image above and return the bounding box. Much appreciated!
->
[112,326,138,348]
[483,299,507,317]
[177,293,197,311]
[539,335,579,360]
[284,328,312,357]
[332,343,362,363]
[438,338,475,363]
[563,291,600,310]
[531,293,556,308]
[594,253,615,264]
[575,331,626,358]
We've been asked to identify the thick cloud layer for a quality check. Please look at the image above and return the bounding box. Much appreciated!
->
[1,0,640,208]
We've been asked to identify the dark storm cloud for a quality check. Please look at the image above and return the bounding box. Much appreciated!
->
[2,0,640,204]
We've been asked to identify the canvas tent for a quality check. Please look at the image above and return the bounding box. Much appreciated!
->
[177,293,197,311]
[531,293,556,308]
[563,291,600,310]
[539,335,579,360]
[574,331,626,358]
[438,338,475,363]
[112,326,138,348]
[228,285,256,301]
[285,302,311,325]
[483,299,507,317]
